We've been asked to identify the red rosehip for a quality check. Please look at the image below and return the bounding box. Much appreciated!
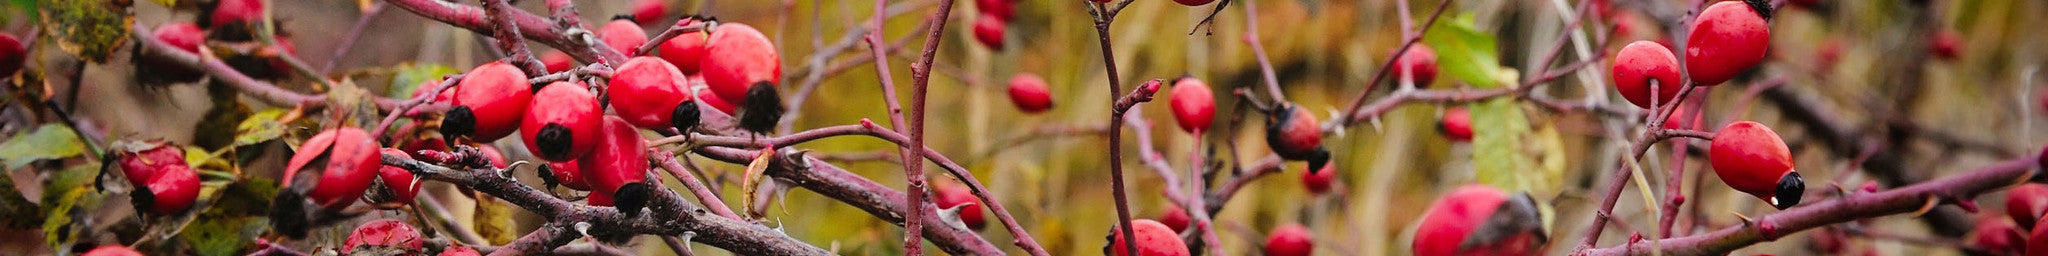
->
[285,128,383,211]
[1439,107,1473,142]
[207,0,265,28]
[1169,77,1215,133]
[1104,219,1191,256]
[2010,184,2048,230]
[1264,223,1314,256]
[440,245,482,256]
[700,23,782,105]
[138,23,207,83]
[521,82,604,161]
[374,148,421,206]
[541,159,591,191]
[542,50,575,74]
[973,16,1006,50]
[477,144,509,169]
[115,143,188,185]
[977,0,1016,20]
[1007,73,1054,113]
[1157,204,1191,232]
[580,116,654,214]
[1302,161,1337,195]
[80,245,144,256]
[1684,1,1771,85]
[2028,218,2048,256]
[693,80,739,114]
[1709,121,1804,210]
[934,183,986,230]
[1931,29,1962,61]
[443,61,534,142]
[1611,41,1685,109]
[1413,184,1546,256]
[1392,44,1440,87]
[1265,104,1330,169]
[656,19,711,74]
[342,219,425,255]
[155,22,203,51]
[1969,218,2026,256]
[136,164,200,215]
[600,19,650,56]
[609,57,700,131]
[631,0,669,25]
[1175,0,1217,6]
[587,186,615,206]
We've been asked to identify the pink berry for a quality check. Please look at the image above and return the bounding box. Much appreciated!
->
[973,16,1007,51]
[1169,77,1216,133]
[1439,107,1473,142]
[1302,161,1337,195]
[1007,73,1054,113]
[1264,224,1314,256]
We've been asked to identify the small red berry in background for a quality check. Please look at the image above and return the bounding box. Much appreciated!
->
[934,182,986,230]
[1439,107,1473,142]
[1264,223,1314,256]
[1169,77,1215,134]
[973,16,1007,51]
[206,0,265,32]
[600,18,651,56]
[1008,73,1054,113]
[701,23,783,106]
[2009,184,2048,230]
[440,245,482,256]
[374,148,421,207]
[1930,29,1962,61]
[541,50,575,74]
[285,128,383,211]
[976,0,1016,21]
[1392,44,1440,87]
[342,219,425,255]
[1709,121,1804,210]
[79,245,144,256]
[443,61,534,142]
[1302,160,1338,195]
[1611,40,1685,109]
[657,18,711,74]
[609,57,698,131]
[1684,1,1771,85]
[631,0,669,25]
[1413,184,1546,256]
[1103,219,1190,256]
[581,116,654,214]
[1157,204,1191,232]
[1968,218,2026,256]
[541,159,590,191]
[153,22,203,51]
[521,82,604,162]
[138,23,208,84]
[1265,104,1330,169]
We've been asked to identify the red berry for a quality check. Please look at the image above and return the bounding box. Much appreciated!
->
[522,82,604,161]
[1104,219,1191,256]
[977,0,1016,20]
[2010,184,2048,230]
[580,116,653,214]
[1169,77,1215,133]
[2029,218,2048,256]
[444,61,534,142]
[156,23,205,54]
[285,128,383,211]
[1611,41,1685,109]
[1175,0,1217,6]
[542,50,575,74]
[1157,204,1191,233]
[138,164,201,215]
[1007,73,1054,113]
[80,245,144,256]
[1413,184,1546,256]
[609,57,700,131]
[342,219,425,255]
[1265,104,1328,164]
[1969,218,2026,256]
[138,23,207,83]
[1684,1,1770,85]
[1264,224,1314,256]
[375,148,421,206]
[1930,29,1962,61]
[543,159,591,191]
[701,23,782,105]
[1392,44,1440,87]
[477,144,509,169]
[1709,121,1803,210]
[691,76,739,114]
[934,183,986,230]
[631,0,669,25]
[115,143,188,185]
[1302,161,1337,195]
[657,19,711,74]
[973,16,1006,50]
[1439,107,1473,142]
[440,245,482,256]
[208,0,265,29]
[601,19,650,56]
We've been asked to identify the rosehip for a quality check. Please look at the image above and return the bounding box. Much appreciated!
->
[373,148,421,207]
[1264,223,1314,256]
[1008,73,1054,113]
[1412,184,1547,256]
[1439,107,1473,142]
[609,57,700,132]
[1157,204,1191,232]
[274,128,382,238]
[1175,0,1217,6]
[934,183,986,230]
[1684,0,1771,85]
[2009,184,2048,230]
[80,245,144,256]
[1611,40,1685,109]
[477,144,509,168]
[1931,29,1962,61]
[137,23,207,84]
[701,23,782,105]
[1169,77,1215,133]
[1303,161,1337,195]
[115,142,188,185]
[542,50,575,74]
[342,219,425,255]
[539,159,590,191]
[1969,218,2026,256]
[440,245,482,256]
[2028,218,2048,256]
[690,75,740,114]
[976,0,1015,20]
[134,165,200,215]
[631,0,669,25]
[521,82,604,161]
[1265,104,1331,171]
[0,33,21,78]
[443,61,534,142]
[973,16,1006,50]
[657,18,711,74]
[204,0,266,40]
[1103,219,1191,256]
[581,116,654,214]
[1709,121,1804,210]
[1393,44,1440,87]
[600,18,650,56]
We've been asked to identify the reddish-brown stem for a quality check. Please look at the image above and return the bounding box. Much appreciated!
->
[321,3,386,75]
[1335,0,1456,126]
[636,21,712,56]
[1240,0,1286,103]
[899,0,959,253]
[1087,2,1141,254]
[691,147,1003,255]
[128,23,405,109]
[479,0,547,76]
[385,0,628,66]
[654,152,741,220]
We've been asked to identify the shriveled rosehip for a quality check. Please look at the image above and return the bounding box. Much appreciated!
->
[600,18,650,56]
[1611,40,1684,109]
[1709,121,1804,210]
[2009,184,2048,230]
[1103,219,1191,256]
[1174,0,1217,6]
[701,23,782,105]
[80,245,144,256]
[657,19,711,74]
[137,23,207,84]
[1157,204,1191,232]
[443,61,534,142]
[540,159,590,191]
[1969,218,2026,256]
[1931,29,1962,61]
[542,50,575,74]
[581,116,654,214]
[1264,223,1314,256]
[521,82,603,161]
[135,165,200,215]
[1169,77,1215,133]
[284,128,383,211]
[934,183,986,230]
[1302,161,1338,195]
[973,17,1006,50]
[373,148,421,206]
[440,245,482,256]
[1684,1,1771,85]
[1413,184,1547,256]
[631,0,669,25]
[1266,104,1331,171]
[1008,73,1054,113]
[342,219,425,255]
[1439,107,1473,142]
[1392,44,1440,87]
[608,57,698,131]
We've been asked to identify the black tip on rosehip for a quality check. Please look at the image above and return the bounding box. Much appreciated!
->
[612,14,636,22]
[1742,0,1773,20]
[614,182,653,216]
[737,82,785,135]
[535,124,574,160]
[1305,149,1332,174]
[671,102,701,134]
[442,106,478,143]
[1773,172,1804,210]
[269,190,312,239]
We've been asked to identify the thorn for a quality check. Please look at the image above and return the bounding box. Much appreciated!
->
[501,161,530,179]
[1908,195,1939,217]
[574,222,592,236]
[1732,211,1754,226]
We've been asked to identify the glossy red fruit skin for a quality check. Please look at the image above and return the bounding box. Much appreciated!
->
[586,187,615,206]
[700,23,782,105]
[580,117,650,203]
[693,81,739,114]
[2029,218,2048,256]
[1264,224,1314,256]
[477,144,509,168]
[1413,184,1513,256]
[977,0,1016,20]
[934,184,986,230]
[450,62,534,141]
[80,245,145,256]
[1303,161,1337,195]
[1684,1,1770,85]
[142,165,201,215]
[377,148,420,205]
[657,19,710,74]
[342,219,425,255]
[1267,105,1324,159]
[521,82,603,161]
[1970,219,2026,256]
[1174,0,1217,6]
[972,17,1006,50]
[139,23,207,82]
[0,33,19,77]
[1931,30,1962,61]
[1440,107,1473,142]
[600,19,650,56]
[542,50,575,74]
[1393,44,1440,87]
[209,0,265,28]
[285,128,383,211]
[631,0,669,25]
[117,144,188,185]
[1157,204,1191,232]
[1007,73,1054,113]
[546,159,591,191]
[1709,121,1796,201]
[1170,77,1216,133]
[609,57,695,129]
[1612,41,1685,109]
[440,245,482,256]
[2009,184,2048,230]
[1105,219,1192,256]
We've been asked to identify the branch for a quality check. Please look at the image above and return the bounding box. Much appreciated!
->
[690,147,1006,255]
[385,0,629,66]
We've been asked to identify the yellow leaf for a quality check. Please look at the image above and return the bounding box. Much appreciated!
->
[741,147,775,220]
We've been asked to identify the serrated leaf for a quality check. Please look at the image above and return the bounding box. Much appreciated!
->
[233,109,289,147]
[38,0,132,62]
[1422,13,1501,88]
[389,64,460,98]
[1470,99,1534,191]
[0,124,85,169]
[475,195,516,244]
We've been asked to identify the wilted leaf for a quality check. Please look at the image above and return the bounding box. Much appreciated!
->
[38,0,132,62]
[1527,124,1568,198]
[1423,13,1501,88]
[741,148,775,220]
[328,78,381,128]
[233,109,290,147]
[474,195,516,244]
[0,124,85,170]
[42,164,100,250]
[389,64,460,98]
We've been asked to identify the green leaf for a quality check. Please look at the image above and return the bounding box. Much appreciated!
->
[38,0,132,62]
[1422,13,1502,88]
[1470,99,1534,191]
[0,124,85,170]
[42,164,101,251]
[232,109,289,148]
[176,178,275,256]
[390,64,460,98]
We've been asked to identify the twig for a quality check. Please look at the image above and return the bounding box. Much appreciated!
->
[897,0,961,253]
[321,3,387,75]
[1240,0,1285,103]
[655,152,741,220]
